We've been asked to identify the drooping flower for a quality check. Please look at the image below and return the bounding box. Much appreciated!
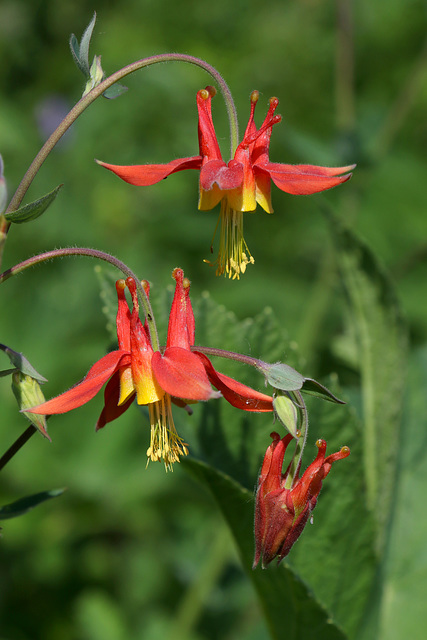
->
[253,432,350,568]
[29,269,274,469]
[97,88,355,279]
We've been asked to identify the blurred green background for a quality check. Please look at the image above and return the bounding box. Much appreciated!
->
[1,0,427,638]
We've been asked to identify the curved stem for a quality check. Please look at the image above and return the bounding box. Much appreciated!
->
[192,345,263,369]
[5,53,238,218]
[0,247,159,350]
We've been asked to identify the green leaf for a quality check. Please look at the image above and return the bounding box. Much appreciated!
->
[69,33,87,76]
[0,368,17,378]
[79,12,97,76]
[301,377,346,403]
[103,83,128,100]
[366,345,427,640]
[95,266,121,342]
[185,293,376,637]
[182,458,346,640]
[4,184,63,224]
[0,488,65,520]
[0,343,47,382]
[327,210,408,555]
[287,385,377,638]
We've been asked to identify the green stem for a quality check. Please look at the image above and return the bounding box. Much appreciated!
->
[286,390,309,488]
[192,345,263,369]
[0,425,36,473]
[0,247,159,350]
[4,53,237,220]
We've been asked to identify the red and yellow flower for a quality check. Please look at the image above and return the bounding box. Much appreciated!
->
[30,269,274,469]
[98,87,355,279]
[253,431,350,567]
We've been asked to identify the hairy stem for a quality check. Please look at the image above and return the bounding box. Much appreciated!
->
[4,53,237,220]
[0,247,159,350]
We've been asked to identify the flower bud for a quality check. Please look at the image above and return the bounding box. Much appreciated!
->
[253,433,349,568]
[12,372,50,440]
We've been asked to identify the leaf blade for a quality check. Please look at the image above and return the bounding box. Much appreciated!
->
[4,184,63,224]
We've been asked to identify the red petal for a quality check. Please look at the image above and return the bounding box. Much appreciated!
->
[197,88,222,160]
[97,156,203,186]
[255,162,354,195]
[195,352,274,412]
[151,347,214,401]
[200,159,243,191]
[30,350,130,415]
[96,370,135,430]
[167,268,193,350]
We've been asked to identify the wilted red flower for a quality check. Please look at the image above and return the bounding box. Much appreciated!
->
[253,432,350,568]
[98,87,354,279]
[30,269,273,469]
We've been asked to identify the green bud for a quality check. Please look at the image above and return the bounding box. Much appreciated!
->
[83,55,105,96]
[258,361,305,392]
[273,394,299,438]
[12,372,50,440]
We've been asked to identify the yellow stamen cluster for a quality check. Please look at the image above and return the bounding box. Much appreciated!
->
[146,394,189,471]
[214,199,255,280]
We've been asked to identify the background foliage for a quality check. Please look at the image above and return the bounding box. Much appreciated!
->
[1,0,427,638]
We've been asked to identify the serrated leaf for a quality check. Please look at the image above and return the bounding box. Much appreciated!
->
[0,344,47,382]
[327,209,408,554]
[287,386,377,638]
[368,345,427,640]
[182,458,346,640]
[79,12,97,76]
[4,184,63,224]
[182,291,377,637]
[103,84,128,100]
[301,377,346,403]
[0,488,65,520]
[95,265,120,342]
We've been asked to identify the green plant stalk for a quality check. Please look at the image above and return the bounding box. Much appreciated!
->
[3,53,237,222]
[0,247,160,351]
[194,345,309,474]
[0,425,36,473]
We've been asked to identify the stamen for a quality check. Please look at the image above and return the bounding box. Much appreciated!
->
[146,395,189,471]
[211,199,254,279]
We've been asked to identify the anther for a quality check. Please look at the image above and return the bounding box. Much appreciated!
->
[250,90,259,103]
[116,279,126,291]
[172,267,184,282]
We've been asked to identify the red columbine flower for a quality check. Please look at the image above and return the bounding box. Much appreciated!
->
[29,269,274,469]
[97,87,355,279]
[253,432,350,568]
